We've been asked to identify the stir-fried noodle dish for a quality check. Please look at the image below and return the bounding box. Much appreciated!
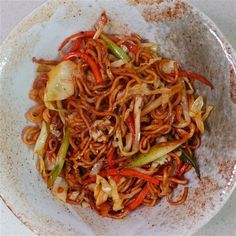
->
[22,12,213,219]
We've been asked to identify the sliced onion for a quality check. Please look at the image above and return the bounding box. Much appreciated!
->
[93,12,108,39]
[141,42,159,52]
[110,59,126,68]
[189,96,204,116]
[124,133,132,152]
[133,96,143,151]
[44,153,56,171]
[68,191,80,201]
[202,105,213,121]
[142,83,182,116]
[51,177,69,202]
[162,60,176,74]
[90,159,104,176]
[108,177,124,211]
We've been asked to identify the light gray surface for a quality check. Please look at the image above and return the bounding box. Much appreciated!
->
[0,0,235,236]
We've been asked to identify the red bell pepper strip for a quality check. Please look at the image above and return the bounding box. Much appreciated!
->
[127,185,149,210]
[124,42,139,54]
[58,31,96,51]
[68,38,82,52]
[178,71,214,89]
[63,51,103,84]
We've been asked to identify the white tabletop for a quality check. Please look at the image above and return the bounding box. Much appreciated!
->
[0,0,235,235]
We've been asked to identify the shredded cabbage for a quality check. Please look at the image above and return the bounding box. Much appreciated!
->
[94,175,124,211]
[45,61,77,101]
[34,121,48,174]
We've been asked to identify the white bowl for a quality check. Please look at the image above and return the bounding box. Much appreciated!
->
[0,0,236,235]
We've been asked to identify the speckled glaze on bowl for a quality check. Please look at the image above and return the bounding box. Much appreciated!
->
[0,0,236,235]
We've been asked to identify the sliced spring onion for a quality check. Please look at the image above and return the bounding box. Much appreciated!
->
[180,149,201,179]
[128,139,186,168]
[100,34,130,62]
[48,128,70,187]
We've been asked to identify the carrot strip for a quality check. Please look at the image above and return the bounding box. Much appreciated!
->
[128,185,149,210]
[112,175,122,183]
[119,169,160,184]
[63,51,103,84]
[58,31,95,51]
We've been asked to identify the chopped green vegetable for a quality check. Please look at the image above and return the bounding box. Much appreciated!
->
[100,34,130,62]
[48,128,70,187]
[127,139,185,168]
[166,134,201,178]
[180,149,201,179]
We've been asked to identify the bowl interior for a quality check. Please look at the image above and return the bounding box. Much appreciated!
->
[0,0,236,235]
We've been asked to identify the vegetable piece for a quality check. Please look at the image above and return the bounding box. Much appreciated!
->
[124,42,139,54]
[189,96,204,133]
[180,149,200,179]
[141,42,159,52]
[127,185,149,210]
[178,71,214,89]
[68,38,82,52]
[90,158,104,176]
[63,51,103,84]
[133,96,142,150]
[84,168,160,185]
[51,177,69,202]
[94,175,124,211]
[93,11,108,39]
[108,177,124,211]
[44,95,66,111]
[45,61,77,101]
[48,128,70,187]
[94,175,111,206]
[58,31,95,51]
[110,59,126,68]
[119,169,160,184]
[34,121,48,157]
[166,135,200,178]
[128,139,186,168]
[100,34,130,62]
[142,83,182,116]
[33,121,48,174]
